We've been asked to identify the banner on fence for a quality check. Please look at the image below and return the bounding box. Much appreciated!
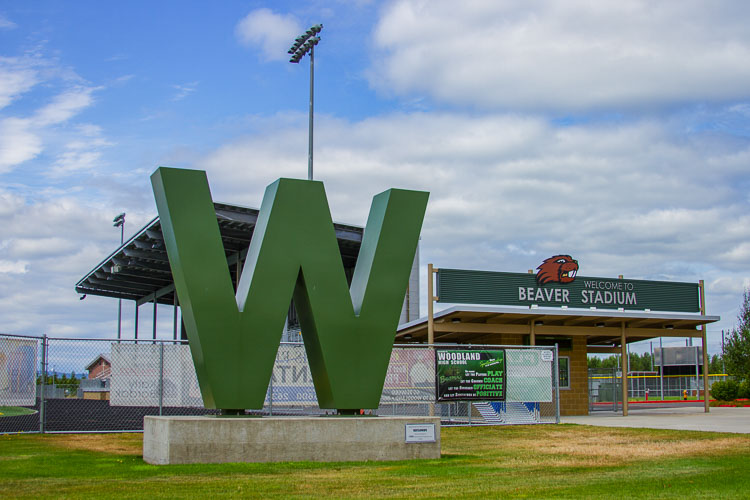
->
[435,349,506,401]
[0,338,37,406]
[506,349,553,402]
[265,344,317,405]
[110,344,202,407]
[381,348,435,403]
[264,345,437,406]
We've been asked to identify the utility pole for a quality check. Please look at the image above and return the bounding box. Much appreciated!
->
[113,213,125,340]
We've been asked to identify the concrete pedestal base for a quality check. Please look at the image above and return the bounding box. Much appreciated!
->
[143,415,441,465]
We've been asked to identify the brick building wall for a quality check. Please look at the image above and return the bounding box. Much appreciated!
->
[88,359,110,380]
[559,336,589,415]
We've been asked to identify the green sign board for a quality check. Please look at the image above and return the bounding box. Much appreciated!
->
[437,266,700,313]
[151,167,428,412]
[435,349,506,401]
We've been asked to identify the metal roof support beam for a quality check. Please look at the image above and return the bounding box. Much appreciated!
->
[145,229,164,241]
[587,346,622,354]
[125,260,172,273]
[123,248,170,262]
[99,273,169,289]
[108,267,173,282]
[623,328,702,338]
[432,322,702,338]
[135,301,139,342]
[137,283,175,307]
[334,227,363,242]
[173,293,179,340]
[563,316,597,326]
[82,279,153,296]
[226,248,248,266]
[74,287,140,302]
[529,320,535,345]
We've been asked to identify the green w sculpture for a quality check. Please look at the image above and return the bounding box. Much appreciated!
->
[151,167,428,413]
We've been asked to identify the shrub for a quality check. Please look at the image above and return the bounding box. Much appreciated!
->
[738,379,750,399]
[710,379,739,401]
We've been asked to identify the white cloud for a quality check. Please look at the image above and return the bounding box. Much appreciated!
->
[0,56,38,110]
[0,15,15,29]
[0,85,100,172]
[0,259,28,274]
[47,124,113,177]
[0,117,41,172]
[0,187,155,337]
[369,0,750,111]
[235,8,301,62]
[34,86,96,126]
[4,237,77,258]
[171,81,198,101]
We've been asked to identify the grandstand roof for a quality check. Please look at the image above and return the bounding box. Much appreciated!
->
[75,202,364,306]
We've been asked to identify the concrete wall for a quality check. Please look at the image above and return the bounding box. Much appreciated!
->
[144,415,441,465]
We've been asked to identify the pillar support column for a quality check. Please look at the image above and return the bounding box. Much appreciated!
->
[700,280,710,413]
[621,321,628,416]
[427,264,437,346]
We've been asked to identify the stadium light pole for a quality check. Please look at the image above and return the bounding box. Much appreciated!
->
[113,213,125,340]
[288,24,322,181]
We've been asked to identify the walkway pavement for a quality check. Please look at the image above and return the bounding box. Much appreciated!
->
[561,406,750,434]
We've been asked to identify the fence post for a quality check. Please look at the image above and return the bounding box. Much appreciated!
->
[269,371,274,417]
[158,342,164,416]
[612,367,617,412]
[554,343,561,424]
[659,337,664,400]
[39,335,47,434]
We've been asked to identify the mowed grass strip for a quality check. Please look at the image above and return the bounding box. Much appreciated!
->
[0,406,36,417]
[0,425,749,499]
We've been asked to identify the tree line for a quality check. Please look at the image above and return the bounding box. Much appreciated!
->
[588,352,726,373]
[36,372,81,388]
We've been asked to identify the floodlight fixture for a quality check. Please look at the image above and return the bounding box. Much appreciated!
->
[113,212,125,227]
[288,24,323,181]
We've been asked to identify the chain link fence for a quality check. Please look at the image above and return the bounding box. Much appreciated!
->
[589,367,729,411]
[1,333,560,433]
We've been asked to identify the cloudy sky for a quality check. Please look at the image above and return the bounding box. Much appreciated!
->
[1,1,749,357]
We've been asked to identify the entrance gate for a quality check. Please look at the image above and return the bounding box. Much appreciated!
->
[588,368,621,413]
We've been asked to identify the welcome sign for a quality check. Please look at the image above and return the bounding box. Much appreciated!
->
[437,262,700,313]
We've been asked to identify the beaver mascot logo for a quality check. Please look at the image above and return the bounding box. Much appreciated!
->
[536,255,579,285]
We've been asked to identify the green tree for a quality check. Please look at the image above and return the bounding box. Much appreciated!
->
[601,356,619,369]
[587,356,602,369]
[588,355,622,370]
[708,354,725,374]
[725,289,750,381]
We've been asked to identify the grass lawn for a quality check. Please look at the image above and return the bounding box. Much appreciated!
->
[1,425,749,499]
[0,406,36,417]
